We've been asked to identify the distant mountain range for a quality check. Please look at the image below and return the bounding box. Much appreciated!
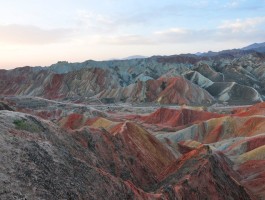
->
[1,42,264,105]
[242,42,265,50]
[121,55,147,60]
[120,42,265,61]
[195,42,265,57]
[108,55,147,61]
[242,42,265,52]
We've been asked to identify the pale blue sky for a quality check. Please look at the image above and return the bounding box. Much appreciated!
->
[0,0,265,69]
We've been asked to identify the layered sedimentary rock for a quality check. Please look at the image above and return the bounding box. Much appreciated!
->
[0,111,152,199]
[0,110,256,199]
[0,67,120,99]
[0,51,264,105]
[1,47,265,199]
[96,76,214,105]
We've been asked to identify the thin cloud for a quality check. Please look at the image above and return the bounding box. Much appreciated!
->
[152,17,265,44]
[74,4,183,35]
[76,10,116,33]
[98,35,154,45]
[223,0,244,8]
[0,24,72,45]
[219,17,265,32]
[96,17,265,46]
[95,29,265,46]
[154,28,215,43]
[155,28,188,35]
[223,0,265,10]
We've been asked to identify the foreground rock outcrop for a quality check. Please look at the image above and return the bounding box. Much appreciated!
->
[0,108,258,199]
[0,111,144,199]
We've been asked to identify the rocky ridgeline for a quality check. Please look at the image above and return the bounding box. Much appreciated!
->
[1,50,265,105]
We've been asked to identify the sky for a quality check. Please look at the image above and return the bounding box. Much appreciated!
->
[0,0,265,69]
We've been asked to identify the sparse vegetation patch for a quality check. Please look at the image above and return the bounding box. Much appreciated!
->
[13,119,41,133]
